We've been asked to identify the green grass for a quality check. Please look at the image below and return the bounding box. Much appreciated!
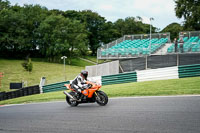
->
[68,58,94,67]
[102,76,200,97]
[0,76,200,105]
[83,56,109,64]
[0,91,66,105]
[0,58,93,92]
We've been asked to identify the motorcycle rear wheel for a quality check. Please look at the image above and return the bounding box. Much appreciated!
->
[95,91,108,106]
[66,92,79,107]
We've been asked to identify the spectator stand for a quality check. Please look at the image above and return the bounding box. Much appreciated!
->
[97,32,170,60]
[168,31,200,53]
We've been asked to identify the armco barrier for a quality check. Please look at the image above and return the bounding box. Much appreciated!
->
[1,64,199,99]
[137,66,179,82]
[102,72,137,85]
[0,85,40,101]
[41,64,200,93]
[42,81,69,93]
[178,64,200,78]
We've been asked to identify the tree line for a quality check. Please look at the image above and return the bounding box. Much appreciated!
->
[0,0,199,61]
[0,0,156,61]
[161,0,200,40]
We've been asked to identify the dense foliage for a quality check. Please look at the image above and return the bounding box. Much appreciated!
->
[21,58,33,73]
[175,0,200,30]
[1,0,197,60]
[161,23,183,40]
[0,0,157,59]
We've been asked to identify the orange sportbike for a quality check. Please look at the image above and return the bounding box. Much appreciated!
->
[63,81,108,107]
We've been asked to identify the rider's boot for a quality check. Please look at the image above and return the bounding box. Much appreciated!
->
[75,89,82,101]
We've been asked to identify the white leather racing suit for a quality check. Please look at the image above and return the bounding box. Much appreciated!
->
[71,75,87,93]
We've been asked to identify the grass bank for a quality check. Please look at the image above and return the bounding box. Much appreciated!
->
[0,76,199,105]
[83,56,110,64]
[0,58,93,92]
[102,76,200,97]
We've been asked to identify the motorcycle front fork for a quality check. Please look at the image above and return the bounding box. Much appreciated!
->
[95,92,100,100]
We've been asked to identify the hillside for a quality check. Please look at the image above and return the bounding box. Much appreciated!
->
[0,58,93,92]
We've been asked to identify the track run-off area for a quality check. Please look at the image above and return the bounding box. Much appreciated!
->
[0,95,200,133]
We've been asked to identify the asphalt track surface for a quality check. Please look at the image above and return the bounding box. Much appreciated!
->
[0,96,200,133]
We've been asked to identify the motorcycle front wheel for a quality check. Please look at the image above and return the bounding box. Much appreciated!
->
[95,91,108,106]
[66,92,79,107]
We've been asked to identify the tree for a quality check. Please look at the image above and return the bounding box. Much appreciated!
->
[114,17,156,36]
[0,0,10,10]
[80,10,106,55]
[114,19,125,36]
[0,1,161,59]
[175,0,200,30]
[0,4,25,57]
[162,23,183,40]
[0,3,48,58]
[100,21,120,44]
[60,10,107,55]
[37,15,87,62]
[22,58,33,73]
[20,4,48,55]
[64,10,81,20]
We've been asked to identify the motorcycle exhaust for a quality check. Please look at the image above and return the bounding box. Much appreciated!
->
[63,91,76,100]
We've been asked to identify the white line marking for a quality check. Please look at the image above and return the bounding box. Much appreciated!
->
[1,95,200,107]
[110,95,200,99]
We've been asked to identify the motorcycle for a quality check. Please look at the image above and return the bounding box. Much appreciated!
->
[63,81,108,107]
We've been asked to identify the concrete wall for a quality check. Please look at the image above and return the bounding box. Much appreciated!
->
[86,60,119,77]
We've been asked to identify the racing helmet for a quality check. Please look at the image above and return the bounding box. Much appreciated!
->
[81,70,88,80]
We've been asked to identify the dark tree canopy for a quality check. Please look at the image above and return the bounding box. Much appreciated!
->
[162,23,183,40]
[0,0,10,10]
[1,0,185,60]
[175,0,200,30]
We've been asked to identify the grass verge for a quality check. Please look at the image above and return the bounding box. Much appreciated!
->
[0,58,93,92]
[83,56,110,64]
[102,76,200,97]
[0,76,200,105]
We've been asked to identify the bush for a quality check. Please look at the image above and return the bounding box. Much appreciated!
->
[22,58,33,73]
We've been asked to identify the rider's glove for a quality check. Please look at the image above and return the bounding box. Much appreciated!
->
[88,84,92,88]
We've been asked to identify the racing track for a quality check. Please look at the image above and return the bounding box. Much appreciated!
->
[0,96,200,133]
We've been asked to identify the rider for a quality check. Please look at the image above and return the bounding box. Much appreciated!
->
[71,70,89,96]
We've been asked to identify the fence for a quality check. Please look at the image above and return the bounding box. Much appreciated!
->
[42,81,69,93]
[179,31,200,38]
[40,64,200,93]
[137,66,179,82]
[178,64,200,78]
[1,64,198,96]
[0,67,199,101]
[102,72,137,85]
[124,33,170,40]
[119,53,200,72]
[0,85,39,101]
